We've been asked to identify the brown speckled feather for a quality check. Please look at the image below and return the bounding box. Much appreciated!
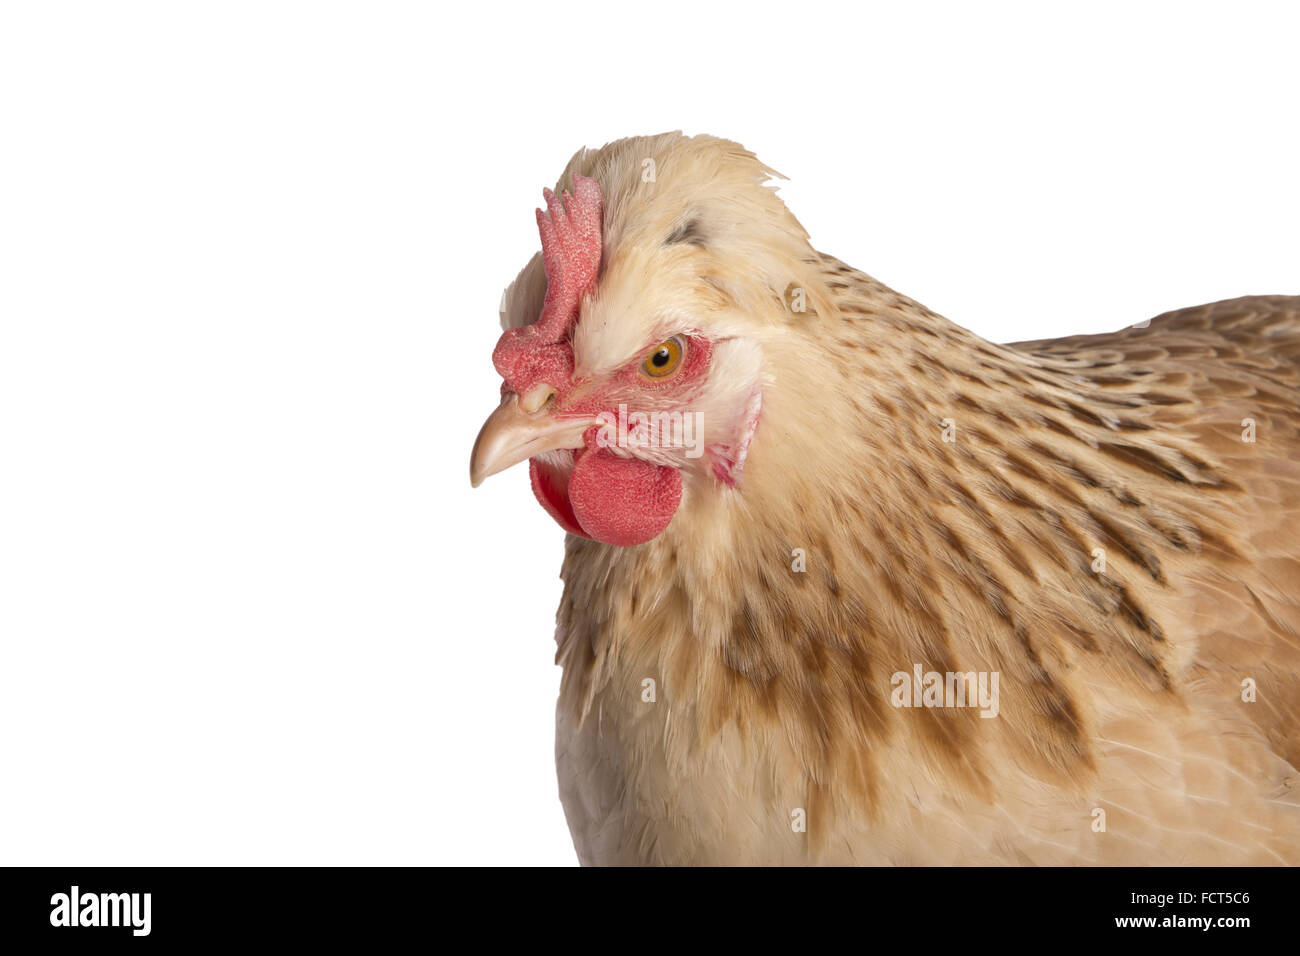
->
[514,134,1300,865]
[1016,296,1300,776]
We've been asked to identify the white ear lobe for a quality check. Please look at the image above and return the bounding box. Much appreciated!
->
[705,338,765,419]
[499,252,547,331]
[697,338,765,486]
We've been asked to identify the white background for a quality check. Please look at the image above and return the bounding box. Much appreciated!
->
[1,2,1296,866]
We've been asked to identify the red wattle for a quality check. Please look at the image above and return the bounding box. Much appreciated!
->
[567,449,682,546]
[529,458,587,538]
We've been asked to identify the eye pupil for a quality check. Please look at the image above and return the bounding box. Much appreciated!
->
[641,337,683,379]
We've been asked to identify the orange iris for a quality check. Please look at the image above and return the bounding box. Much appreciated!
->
[641,336,684,379]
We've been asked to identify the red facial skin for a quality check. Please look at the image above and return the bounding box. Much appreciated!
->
[491,175,704,547]
[526,335,712,546]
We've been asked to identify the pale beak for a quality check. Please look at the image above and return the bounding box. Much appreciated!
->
[469,391,594,487]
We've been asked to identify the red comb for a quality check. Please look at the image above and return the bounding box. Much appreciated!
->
[534,174,603,339]
[492,175,603,397]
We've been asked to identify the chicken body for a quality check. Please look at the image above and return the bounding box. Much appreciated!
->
[478,133,1300,865]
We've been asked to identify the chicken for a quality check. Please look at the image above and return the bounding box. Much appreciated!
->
[470,132,1300,865]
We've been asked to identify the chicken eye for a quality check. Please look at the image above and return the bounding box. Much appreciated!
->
[641,336,684,379]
